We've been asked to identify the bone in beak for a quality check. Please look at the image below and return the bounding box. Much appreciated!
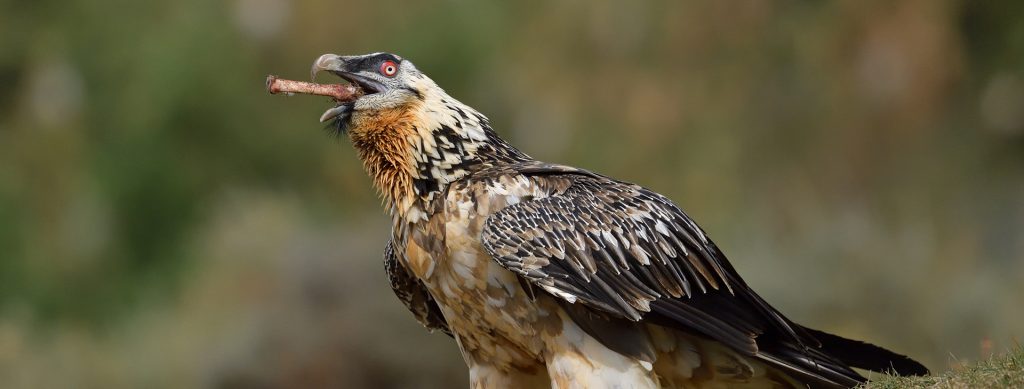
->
[265,75,360,102]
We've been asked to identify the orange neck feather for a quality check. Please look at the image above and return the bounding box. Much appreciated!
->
[348,105,419,216]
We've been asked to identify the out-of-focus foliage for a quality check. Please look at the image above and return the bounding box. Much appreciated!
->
[0,1,1022,388]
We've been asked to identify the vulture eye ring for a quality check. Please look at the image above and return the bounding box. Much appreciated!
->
[380,61,398,77]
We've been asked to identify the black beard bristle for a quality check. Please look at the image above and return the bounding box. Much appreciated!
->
[322,106,353,138]
[323,118,349,138]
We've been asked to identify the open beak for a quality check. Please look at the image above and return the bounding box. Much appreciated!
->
[311,54,388,123]
[311,54,387,95]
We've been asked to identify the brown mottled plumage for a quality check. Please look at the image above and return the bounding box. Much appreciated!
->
[302,52,928,389]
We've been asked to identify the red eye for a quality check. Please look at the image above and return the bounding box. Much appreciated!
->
[380,60,398,77]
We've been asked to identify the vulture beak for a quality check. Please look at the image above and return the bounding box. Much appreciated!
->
[310,54,389,123]
[310,54,387,95]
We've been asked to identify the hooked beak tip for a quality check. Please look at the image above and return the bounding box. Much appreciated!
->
[311,54,343,81]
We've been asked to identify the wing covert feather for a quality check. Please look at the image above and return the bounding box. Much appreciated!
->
[481,175,731,316]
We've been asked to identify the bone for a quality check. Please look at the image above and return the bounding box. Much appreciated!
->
[265,75,362,102]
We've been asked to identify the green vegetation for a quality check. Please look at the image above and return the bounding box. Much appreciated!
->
[864,349,1024,389]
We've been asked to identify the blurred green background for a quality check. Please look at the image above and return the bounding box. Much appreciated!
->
[1,1,1022,388]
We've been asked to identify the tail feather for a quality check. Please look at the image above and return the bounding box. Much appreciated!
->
[804,327,929,376]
